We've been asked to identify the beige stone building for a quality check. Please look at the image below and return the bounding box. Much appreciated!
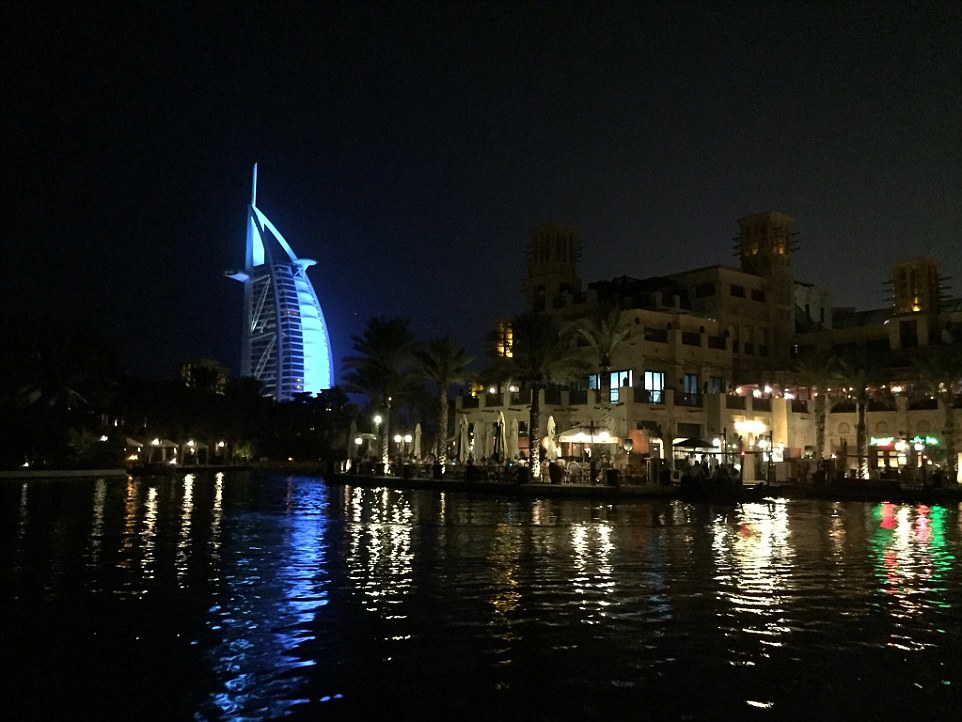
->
[456,214,961,482]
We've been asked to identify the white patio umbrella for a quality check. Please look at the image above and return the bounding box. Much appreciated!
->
[458,415,469,463]
[495,411,508,462]
[475,421,489,460]
[547,415,558,459]
[413,423,422,459]
[508,417,520,460]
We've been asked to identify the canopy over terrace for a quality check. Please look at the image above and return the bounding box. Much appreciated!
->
[557,425,621,445]
[672,438,718,452]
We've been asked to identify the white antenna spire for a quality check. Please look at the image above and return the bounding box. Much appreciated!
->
[251,162,258,207]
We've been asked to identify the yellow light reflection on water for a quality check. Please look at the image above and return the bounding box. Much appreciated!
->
[570,520,616,621]
[711,500,796,654]
[89,478,107,568]
[141,486,158,580]
[176,474,195,583]
[486,520,523,661]
[210,472,224,560]
[344,487,414,623]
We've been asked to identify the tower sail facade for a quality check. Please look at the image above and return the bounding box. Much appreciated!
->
[227,164,334,400]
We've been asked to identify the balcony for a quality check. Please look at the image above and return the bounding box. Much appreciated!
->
[726,395,747,410]
[511,391,530,406]
[634,388,664,404]
[677,393,702,408]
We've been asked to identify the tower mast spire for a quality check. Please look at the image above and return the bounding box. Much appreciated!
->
[251,162,258,207]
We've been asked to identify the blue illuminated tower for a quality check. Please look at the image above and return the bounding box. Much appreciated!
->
[227,164,334,400]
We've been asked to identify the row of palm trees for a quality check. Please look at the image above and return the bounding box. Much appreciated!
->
[340,317,473,465]
[793,347,961,480]
[343,310,961,481]
[340,308,635,467]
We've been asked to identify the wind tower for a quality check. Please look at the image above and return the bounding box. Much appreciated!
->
[524,223,582,313]
[226,164,334,401]
[887,257,945,348]
[734,211,797,367]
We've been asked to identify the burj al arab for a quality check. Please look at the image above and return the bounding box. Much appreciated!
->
[226,164,334,401]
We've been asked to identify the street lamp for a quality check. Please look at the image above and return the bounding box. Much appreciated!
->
[381,397,392,466]
[373,414,382,465]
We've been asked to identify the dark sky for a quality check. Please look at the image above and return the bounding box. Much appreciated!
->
[3,1,960,380]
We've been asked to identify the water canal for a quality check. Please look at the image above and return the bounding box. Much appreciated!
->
[2,471,959,720]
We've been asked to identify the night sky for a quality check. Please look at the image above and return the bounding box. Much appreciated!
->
[3,1,960,380]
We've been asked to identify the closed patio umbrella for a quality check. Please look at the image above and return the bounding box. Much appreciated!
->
[458,415,469,463]
[508,418,520,460]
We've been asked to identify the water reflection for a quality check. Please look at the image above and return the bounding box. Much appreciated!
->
[570,521,615,622]
[4,476,960,721]
[343,486,414,620]
[712,500,796,661]
[871,502,956,645]
[177,474,195,583]
[210,472,223,561]
[202,477,331,720]
[89,478,107,569]
[486,520,522,665]
[141,485,158,581]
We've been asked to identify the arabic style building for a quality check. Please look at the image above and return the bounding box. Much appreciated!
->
[457,213,961,482]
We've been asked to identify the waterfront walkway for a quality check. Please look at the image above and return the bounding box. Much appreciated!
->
[325,471,962,504]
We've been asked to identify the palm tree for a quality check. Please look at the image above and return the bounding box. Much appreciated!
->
[568,305,632,379]
[912,346,962,482]
[415,337,472,465]
[341,316,418,464]
[566,305,632,441]
[833,352,890,478]
[505,313,571,466]
[791,350,837,461]
[12,325,121,467]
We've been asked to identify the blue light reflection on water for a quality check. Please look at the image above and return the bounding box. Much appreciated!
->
[2,473,961,721]
[198,476,331,721]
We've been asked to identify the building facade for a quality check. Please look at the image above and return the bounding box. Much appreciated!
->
[457,213,961,482]
[227,165,334,401]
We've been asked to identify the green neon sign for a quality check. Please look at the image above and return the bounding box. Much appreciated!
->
[909,435,939,446]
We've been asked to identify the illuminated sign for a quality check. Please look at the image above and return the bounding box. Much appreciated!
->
[869,436,895,447]
[909,435,939,446]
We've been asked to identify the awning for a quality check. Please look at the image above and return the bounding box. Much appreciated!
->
[557,425,620,444]
[673,437,717,451]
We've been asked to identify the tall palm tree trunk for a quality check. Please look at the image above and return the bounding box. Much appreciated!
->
[529,385,542,466]
[814,394,827,460]
[856,399,867,479]
[941,391,957,482]
[436,394,449,465]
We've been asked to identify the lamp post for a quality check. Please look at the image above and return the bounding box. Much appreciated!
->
[380,397,392,467]
[373,414,383,468]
